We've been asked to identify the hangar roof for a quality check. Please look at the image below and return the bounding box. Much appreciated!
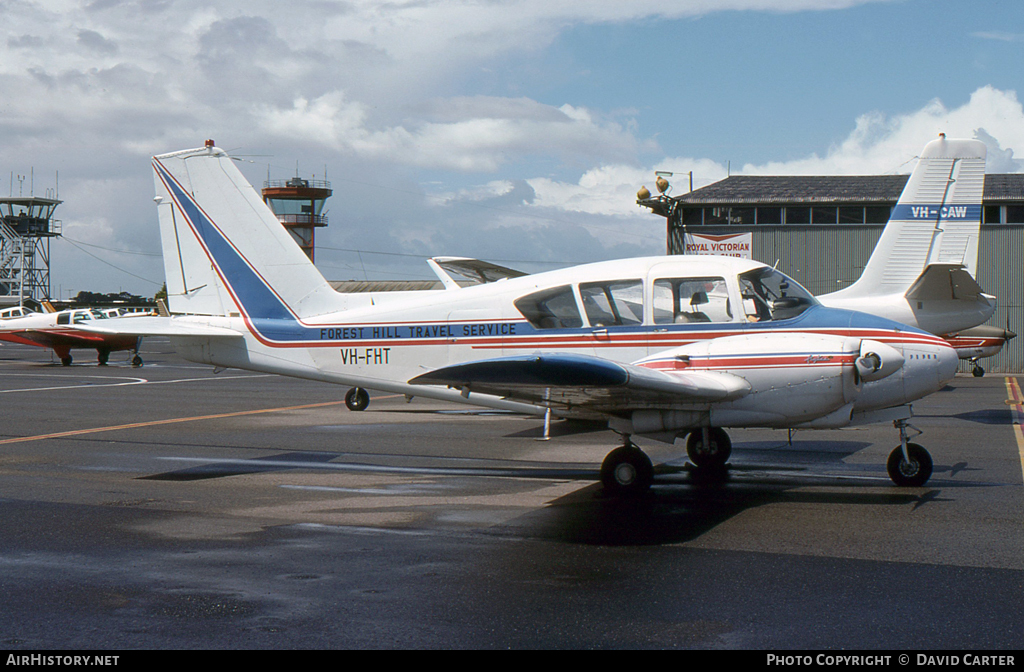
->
[669,174,1024,205]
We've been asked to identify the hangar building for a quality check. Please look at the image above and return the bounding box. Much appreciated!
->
[640,174,1024,373]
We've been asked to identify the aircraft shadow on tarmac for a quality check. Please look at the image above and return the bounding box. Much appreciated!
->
[137,436,992,548]
[494,468,965,547]
[953,409,1012,425]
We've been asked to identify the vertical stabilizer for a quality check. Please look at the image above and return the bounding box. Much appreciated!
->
[152,144,340,319]
[830,136,986,299]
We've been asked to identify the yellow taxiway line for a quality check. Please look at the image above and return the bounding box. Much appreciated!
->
[1005,377,1024,484]
[0,396,395,446]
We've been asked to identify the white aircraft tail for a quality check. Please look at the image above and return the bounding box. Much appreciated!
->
[152,143,342,319]
[829,136,986,300]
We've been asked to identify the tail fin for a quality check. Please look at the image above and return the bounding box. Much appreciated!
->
[152,143,340,319]
[832,136,986,299]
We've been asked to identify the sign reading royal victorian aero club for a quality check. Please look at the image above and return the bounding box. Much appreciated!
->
[682,232,752,259]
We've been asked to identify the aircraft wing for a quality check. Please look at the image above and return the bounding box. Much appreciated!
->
[905,263,986,301]
[70,316,244,338]
[408,353,750,413]
[429,256,529,286]
[0,329,112,348]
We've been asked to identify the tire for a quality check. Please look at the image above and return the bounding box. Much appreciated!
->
[972,366,985,377]
[600,445,654,495]
[131,355,144,368]
[686,427,732,468]
[886,443,933,487]
[61,356,73,367]
[345,387,370,411]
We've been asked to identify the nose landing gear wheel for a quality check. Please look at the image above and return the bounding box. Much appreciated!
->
[600,443,654,496]
[886,442,933,487]
[344,387,370,411]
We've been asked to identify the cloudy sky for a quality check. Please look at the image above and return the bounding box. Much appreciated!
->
[3,0,1024,297]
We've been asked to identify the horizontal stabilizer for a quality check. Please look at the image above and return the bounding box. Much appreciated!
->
[409,353,750,412]
[429,257,529,286]
[73,316,244,338]
[905,264,985,301]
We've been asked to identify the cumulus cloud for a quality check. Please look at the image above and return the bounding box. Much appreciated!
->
[0,0,1009,294]
[503,86,1024,225]
[741,86,1024,176]
[257,93,647,171]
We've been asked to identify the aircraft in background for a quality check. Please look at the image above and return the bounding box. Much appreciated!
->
[79,141,963,493]
[0,306,144,366]
[815,136,1015,374]
[942,324,1016,377]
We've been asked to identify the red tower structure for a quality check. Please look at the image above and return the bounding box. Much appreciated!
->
[261,176,332,262]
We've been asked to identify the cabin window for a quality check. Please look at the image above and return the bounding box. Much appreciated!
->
[579,280,644,327]
[653,277,732,324]
[57,313,70,325]
[514,285,583,329]
[738,267,816,322]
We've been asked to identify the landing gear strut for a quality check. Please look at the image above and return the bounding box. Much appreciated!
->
[886,419,933,486]
[345,387,370,411]
[600,439,653,496]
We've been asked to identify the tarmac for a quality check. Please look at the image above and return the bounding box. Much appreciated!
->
[1,337,1023,649]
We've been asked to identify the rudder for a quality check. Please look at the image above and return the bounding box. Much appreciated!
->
[152,143,341,319]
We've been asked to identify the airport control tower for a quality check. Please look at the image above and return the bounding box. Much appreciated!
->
[0,193,62,306]
[262,176,332,262]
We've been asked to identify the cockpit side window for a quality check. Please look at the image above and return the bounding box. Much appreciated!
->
[653,277,733,324]
[514,285,583,329]
[579,280,643,327]
[738,267,816,322]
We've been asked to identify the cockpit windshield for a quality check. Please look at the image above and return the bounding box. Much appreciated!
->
[738,267,817,322]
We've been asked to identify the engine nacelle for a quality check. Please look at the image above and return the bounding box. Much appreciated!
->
[633,332,868,430]
[855,339,904,382]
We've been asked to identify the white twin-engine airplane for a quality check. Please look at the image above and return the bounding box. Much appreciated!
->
[86,142,960,495]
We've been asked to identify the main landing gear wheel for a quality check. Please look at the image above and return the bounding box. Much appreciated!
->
[97,349,110,366]
[345,387,370,411]
[131,354,144,368]
[887,443,933,487]
[686,427,732,468]
[600,443,654,496]
[60,356,73,367]
[972,364,985,377]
